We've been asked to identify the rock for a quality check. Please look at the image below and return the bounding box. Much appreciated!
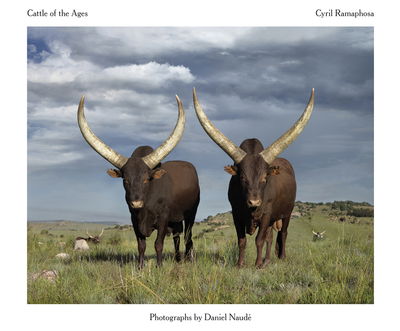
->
[30,270,58,282]
[55,253,70,260]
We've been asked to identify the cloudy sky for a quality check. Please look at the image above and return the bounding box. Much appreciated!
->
[27,27,373,223]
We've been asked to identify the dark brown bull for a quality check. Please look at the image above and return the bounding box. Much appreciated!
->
[76,228,105,244]
[77,96,200,268]
[74,228,105,250]
[193,88,314,268]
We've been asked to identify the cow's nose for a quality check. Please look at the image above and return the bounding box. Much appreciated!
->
[248,199,261,207]
[130,200,144,209]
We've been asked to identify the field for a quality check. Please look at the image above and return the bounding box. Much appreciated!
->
[27,203,373,304]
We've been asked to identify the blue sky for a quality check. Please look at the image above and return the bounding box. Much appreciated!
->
[27,27,373,223]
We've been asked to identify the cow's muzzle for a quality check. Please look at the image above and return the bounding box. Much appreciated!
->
[130,200,144,209]
[247,199,261,207]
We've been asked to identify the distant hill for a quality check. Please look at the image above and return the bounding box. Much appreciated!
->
[28,220,120,225]
[200,201,374,224]
[28,201,373,227]
[27,220,121,236]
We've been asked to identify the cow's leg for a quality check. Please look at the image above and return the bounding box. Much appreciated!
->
[237,232,246,268]
[172,222,183,262]
[255,212,273,268]
[233,210,246,268]
[275,216,290,259]
[183,200,198,262]
[183,218,195,261]
[262,225,273,267]
[137,237,146,269]
[184,223,194,262]
[154,227,168,267]
[173,233,181,262]
[255,222,268,268]
[132,223,146,269]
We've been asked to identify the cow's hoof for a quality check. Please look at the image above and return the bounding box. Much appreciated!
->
[184,251,194,262]
[175,253,182,263]
[262,259,271,267]
[255,261,266,269]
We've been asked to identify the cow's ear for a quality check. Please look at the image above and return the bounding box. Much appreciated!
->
[107,169,122,178]
[224,165,238,176]
[151,168,167,179]
[268,166,280,176]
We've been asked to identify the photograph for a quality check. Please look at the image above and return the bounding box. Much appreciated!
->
[27,27,373,304]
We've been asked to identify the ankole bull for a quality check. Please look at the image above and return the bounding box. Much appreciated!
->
[77,96,200,268]
[193,88,314,268]
[74,228,104,250]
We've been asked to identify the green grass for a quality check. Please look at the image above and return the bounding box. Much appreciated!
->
[27,207,373,304]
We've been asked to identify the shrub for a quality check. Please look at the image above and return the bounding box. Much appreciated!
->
[348,208,374,217]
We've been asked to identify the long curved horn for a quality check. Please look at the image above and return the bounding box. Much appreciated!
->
[77,97,128,169]
[193,88,246,164]
[141,95,186,169]
[260,89,315,164]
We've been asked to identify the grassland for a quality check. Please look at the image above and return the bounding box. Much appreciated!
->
[27,203,373,304]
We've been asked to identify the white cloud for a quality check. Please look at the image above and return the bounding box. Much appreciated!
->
[28,104,77,123]
[85,62,194,88]
[96,27,252,55]
[28,126,85,170]
[28,42,98,84]
[28,39,195,87]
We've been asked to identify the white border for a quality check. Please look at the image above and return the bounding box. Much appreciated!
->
[2,1,398,330]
